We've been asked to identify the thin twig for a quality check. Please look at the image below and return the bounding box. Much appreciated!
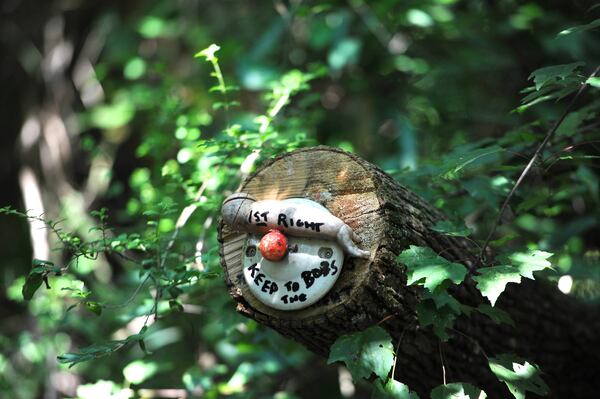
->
[161,179,210,268]
[104,273,152,309]
[391,329,406,379]
[439,341,447,385]
[478,65,600,263]
[450,327,490,361]
[543,139,600,172]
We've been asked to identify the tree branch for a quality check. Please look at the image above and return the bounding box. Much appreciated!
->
[478,65,600,263]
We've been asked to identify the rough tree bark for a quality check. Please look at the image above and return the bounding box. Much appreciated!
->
[218,146,600,398]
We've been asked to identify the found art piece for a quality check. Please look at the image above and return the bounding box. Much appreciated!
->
[221,193,369,310]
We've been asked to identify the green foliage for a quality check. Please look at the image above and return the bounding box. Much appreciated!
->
[58,326,148,368]
[529,63,585,91]
[22,259,56,300]
[328,326,394,381]
[488,354,549,399]
[474,251,553,305]
[475,304,514,327]
[2,1,600,398]
[398,246,468,292]
[372,379,420,399]
[518,62,587,112]
[430,383,486,399]
[558,18,600,36]
[473,266,523,306]
[397,246,469,340]
[431,220,472,237]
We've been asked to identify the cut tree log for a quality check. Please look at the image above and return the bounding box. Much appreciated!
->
[218,146,599,398]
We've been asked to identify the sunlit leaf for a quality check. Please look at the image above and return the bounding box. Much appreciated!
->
[488,354,549,399]
[587,76,600,88]
[506,250,553,279]
[473,266,521,306]
[372,378,421,399]
[430,382,487,399]
[397,246,468,292]
[195,44,220,62]
[328,326,394,381]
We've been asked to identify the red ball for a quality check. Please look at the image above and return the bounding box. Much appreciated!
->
[259,230,288,262]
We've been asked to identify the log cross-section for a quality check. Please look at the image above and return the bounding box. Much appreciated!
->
[218,146,600,398]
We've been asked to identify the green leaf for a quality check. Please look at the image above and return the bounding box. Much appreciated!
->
[425,290,461,312]
[328,326,394,381]
[440,145,503,180]
[431,220,472,237]
[558,18,600,36]
[372,379,421,399]
[586,76,600,88]
[169,299,184,312]
[194,43,220,62]
[58,327,148,367]
[431,383,487,399]
[488,354,549,399]
[507,250,553,279]
[473,266,521,306]
[85,301,103,316]
[398,246,468,292]
[22,260,55,300]
[489,234,517,247]
[555,110,595,137]
[528,62,585,91]
[476,304,515,326]
[22,272,44,300]
[416,299,458,341]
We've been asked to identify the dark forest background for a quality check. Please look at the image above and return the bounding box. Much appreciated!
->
[1,1,599,398]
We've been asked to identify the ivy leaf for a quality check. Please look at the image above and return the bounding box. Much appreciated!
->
[431,220,472,237]
[528,62,584,91]
[372,379,421,399]
[507,250,553,279]
[431,383,487,399]
[398,246,468,292]
[473,266,521,306]
[328,326,394,381]
[488,354,549,399]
